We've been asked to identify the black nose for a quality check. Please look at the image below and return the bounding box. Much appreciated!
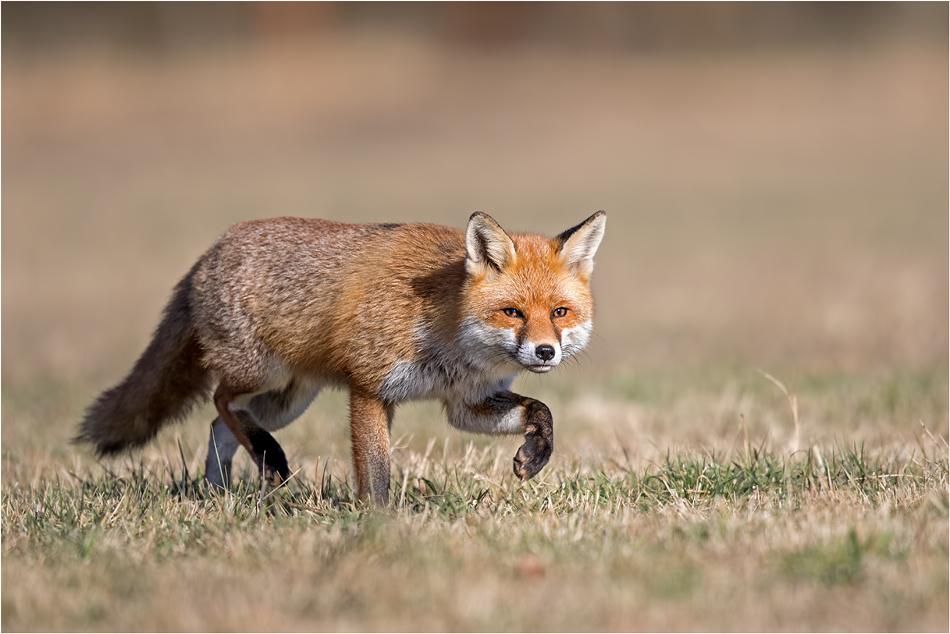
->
[535,345,556,361]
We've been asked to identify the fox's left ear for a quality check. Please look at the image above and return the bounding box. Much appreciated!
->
[555,211,606,278]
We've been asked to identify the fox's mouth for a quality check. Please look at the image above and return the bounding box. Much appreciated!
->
[525,364,554,374]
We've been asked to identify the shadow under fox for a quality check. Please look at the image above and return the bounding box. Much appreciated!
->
[78,211,606,504]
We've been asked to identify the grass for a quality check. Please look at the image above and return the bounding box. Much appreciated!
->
[3,371,948,631]
[2,361,948,632]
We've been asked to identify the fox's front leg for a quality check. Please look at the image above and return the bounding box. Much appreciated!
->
[350,390,394,505]
[446,391,554,481]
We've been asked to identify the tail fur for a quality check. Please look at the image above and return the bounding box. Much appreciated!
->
[77,268,211,455]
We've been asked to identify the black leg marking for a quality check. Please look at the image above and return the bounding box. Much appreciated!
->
[235,409,290,485]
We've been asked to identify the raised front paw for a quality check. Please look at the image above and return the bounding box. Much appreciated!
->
[513,400,554,482]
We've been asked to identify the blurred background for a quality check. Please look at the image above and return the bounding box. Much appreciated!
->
[2,2,947,414]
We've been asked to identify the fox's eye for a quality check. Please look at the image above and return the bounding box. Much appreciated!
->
[552,307,569,318]
[502,308,524,319]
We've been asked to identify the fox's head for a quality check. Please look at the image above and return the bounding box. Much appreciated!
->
[461,211,606,374]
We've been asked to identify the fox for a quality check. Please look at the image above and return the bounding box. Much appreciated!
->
[77,210,606,505]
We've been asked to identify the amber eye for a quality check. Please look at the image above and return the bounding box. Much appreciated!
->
[502,307,524,319]
[552,307,569,318]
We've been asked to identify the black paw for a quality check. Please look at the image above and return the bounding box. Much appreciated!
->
[261,450,290,487]
[513,400,554,482]
[513,434,552,482]
[246,426,290,486]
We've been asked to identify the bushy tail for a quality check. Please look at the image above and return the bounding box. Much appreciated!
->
[77,269,211,455]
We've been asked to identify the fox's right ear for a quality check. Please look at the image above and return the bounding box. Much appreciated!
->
[466,212,516,276]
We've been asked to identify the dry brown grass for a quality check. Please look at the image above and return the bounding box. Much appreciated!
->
[2,34,948,631]
[3,423,947,631]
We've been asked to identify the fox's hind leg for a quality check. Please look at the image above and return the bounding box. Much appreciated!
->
[213,384,290,486]
[206,378,320,488]
[445,391,554,482]
[205,420,241,488]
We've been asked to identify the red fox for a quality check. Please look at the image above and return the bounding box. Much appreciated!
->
[78,211,606,504]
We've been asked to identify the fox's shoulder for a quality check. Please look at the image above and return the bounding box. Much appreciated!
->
[383,222,466,263]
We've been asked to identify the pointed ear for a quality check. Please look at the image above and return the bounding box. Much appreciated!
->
[466,212,516,276]
[555,211,606,278]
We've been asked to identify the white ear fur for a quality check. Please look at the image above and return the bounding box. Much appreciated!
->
[556,211,606,278]
[465,212,516,276]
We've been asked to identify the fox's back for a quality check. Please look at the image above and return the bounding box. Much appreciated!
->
[190,217,469,391]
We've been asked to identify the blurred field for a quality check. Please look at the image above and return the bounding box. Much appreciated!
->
[2,8,948,632]
[4,33,948,382]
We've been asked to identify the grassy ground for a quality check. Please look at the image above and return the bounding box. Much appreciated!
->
[3,34,948,631]
[2,435,948,631]
[3,369,947,631]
